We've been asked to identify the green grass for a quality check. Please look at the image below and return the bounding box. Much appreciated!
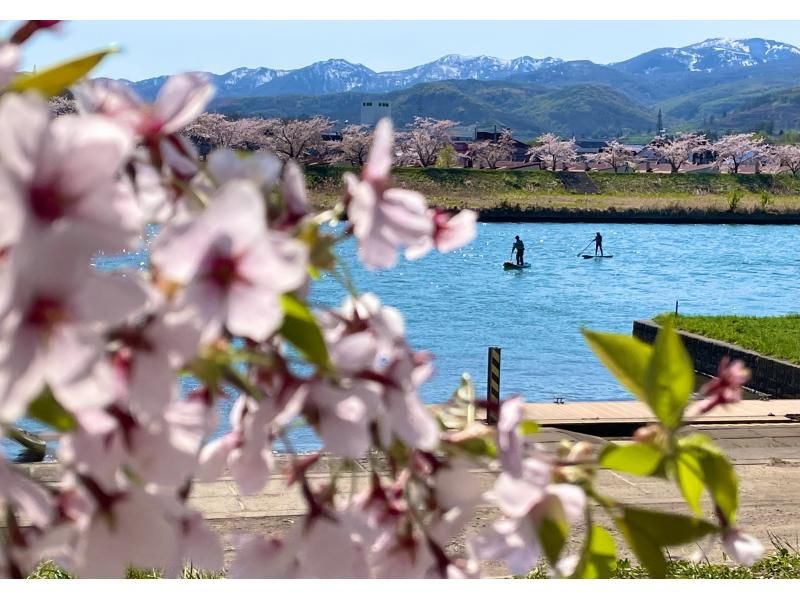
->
[307,166,800,213]
[524,545,800,579]
[27,562,224,579]
[655,313,800,365]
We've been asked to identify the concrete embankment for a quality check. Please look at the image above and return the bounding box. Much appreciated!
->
[633,319,800,399]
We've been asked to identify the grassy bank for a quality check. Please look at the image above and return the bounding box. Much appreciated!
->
[654,313,800,364]
[525,548,800,579]
[307,166,800,214]
[29,548,800,579]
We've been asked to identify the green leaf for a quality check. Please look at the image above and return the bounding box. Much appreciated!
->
[615,514,667,579]
[574,525,617,579]
[538,516,567,567]
[26,388,76,432]
[616,506,718,577]
[519,420,540,437]
[600,442,664,477]
[644,324,694,430]
[582,330,652,400]
[674,450,705,516]
[454,436,498,459]
[279,294,331,371]
[10,48,118,97]
[679,434,739,525]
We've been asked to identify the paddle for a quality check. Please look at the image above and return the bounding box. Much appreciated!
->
[576,239,594,257]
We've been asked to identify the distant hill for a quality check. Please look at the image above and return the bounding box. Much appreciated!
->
[212,79,656,138]
[113,37,800,136]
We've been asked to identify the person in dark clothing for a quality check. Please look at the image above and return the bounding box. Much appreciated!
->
[594,232,603,256]
[512,236,525,266]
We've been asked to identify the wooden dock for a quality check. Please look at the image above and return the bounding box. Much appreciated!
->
[521,399,800,426]
[434,399,800,429]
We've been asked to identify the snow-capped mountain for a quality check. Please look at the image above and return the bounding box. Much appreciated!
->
[122,38,800,101]
[612,38,800,75]
[126,54,563,99]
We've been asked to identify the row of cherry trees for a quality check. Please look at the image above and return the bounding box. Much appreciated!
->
[49,96,800,174]
[527,132,800,175]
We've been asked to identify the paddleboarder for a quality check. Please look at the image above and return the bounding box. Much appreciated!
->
[512,236,525,266]
[594,232,603,257]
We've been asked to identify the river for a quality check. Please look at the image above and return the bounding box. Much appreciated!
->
[4,222,799,459]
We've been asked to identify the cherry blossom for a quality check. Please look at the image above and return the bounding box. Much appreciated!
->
[71,488,180,578]
[695,357,750,414]
[74,73,213,142]
[401,117,457,167]
[0,452,54,527]
[111,306,202,420]
[0,232,147,421]
[406,208,478,259]
[152,179,308,342]
[345,119,433,270]
[469,399,587,575]
[721,529,764,566]
[206,148,282,191]
[0,93,140,252]
[0,43,20,88]
[528,133,577,171]
[199,383,305,494]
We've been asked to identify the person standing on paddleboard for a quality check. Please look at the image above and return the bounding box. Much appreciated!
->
[512,236,525,266]
[594,232,603,257]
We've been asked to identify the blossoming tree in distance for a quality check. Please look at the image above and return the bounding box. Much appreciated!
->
[0,21,762,578]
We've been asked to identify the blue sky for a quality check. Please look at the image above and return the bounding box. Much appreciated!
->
[15,20,800,80]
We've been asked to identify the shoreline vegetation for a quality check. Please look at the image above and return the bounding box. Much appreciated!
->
[654,314,800,365]
[308,166,800,223]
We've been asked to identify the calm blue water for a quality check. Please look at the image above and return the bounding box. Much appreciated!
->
[5,223,800,459]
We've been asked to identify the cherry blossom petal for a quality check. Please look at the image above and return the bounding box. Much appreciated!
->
[0,43,19,88]
[154,73,215,134]
[363,118,393,185]
[435,209,478,253]
[225,282,282,342]
[0,455,53,527]
[230,442,274,495]
[722,529,763,566]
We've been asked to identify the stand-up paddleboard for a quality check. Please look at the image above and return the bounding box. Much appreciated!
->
[581,255,613,259]
[504,262,531,270]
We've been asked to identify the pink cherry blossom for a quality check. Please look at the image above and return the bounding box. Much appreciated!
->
[346,118,433,270]
[0,232,147,421]
[0,93,140,252]
[380,352,439,451]
[0,43,19,88]
[279,161,311,225]
[319,293,406,375]
[207,148,282,191]
[162,504,223,576]
[152,180,308,342]
[111,306,202,420]
[199,383,305,493]
[0,452,54,527]
[406,208,478,259]
[696,357,751,414]
[721,529,763,566]
[72,488,179,578]
[307,379,382,458]
[74,73,214,141]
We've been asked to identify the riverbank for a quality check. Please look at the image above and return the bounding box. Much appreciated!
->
[308,166,800,222]
[14,423,800,578]
[655,314,800,365]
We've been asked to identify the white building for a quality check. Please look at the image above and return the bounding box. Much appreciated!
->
[360,100,391,127]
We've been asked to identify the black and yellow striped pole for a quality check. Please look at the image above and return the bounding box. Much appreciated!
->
[486,347,501,425]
